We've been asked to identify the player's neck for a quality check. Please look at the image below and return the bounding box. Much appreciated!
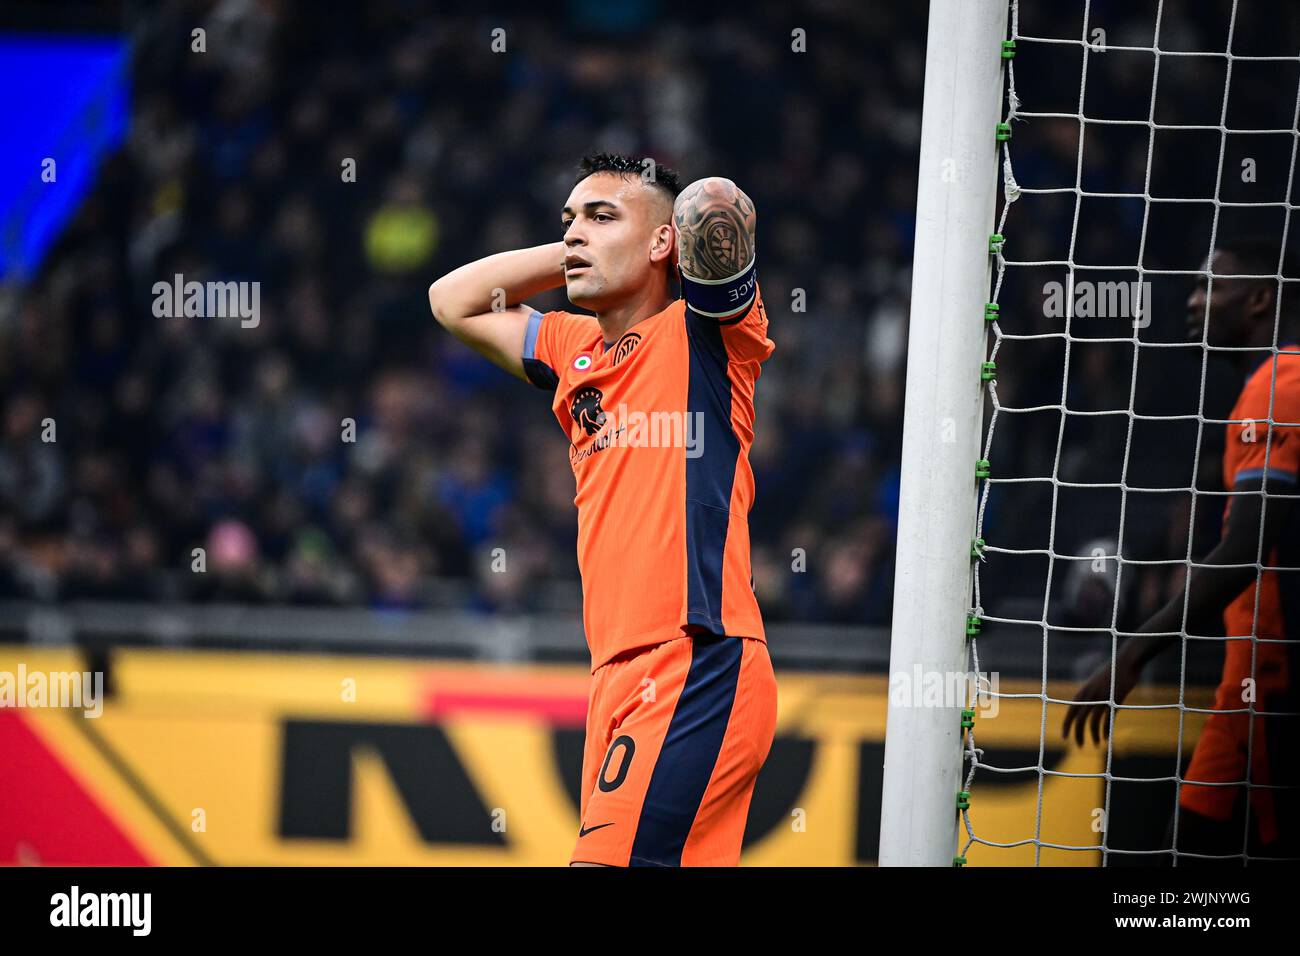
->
[1234,323,1300,376]
[595,281,675,343]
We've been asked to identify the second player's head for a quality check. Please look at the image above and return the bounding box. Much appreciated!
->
[561,152,681,312]
[1187,236,1300,348]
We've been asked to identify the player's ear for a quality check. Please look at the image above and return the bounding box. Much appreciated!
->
[649,223,674,265]
[1246,282,1275,321]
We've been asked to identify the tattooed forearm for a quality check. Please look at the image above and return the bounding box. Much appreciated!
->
[673,177,756,279]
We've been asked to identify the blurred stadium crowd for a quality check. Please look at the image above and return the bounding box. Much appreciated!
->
[0,0,1295,633]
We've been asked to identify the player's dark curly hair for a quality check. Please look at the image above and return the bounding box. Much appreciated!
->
[575,151,682,202]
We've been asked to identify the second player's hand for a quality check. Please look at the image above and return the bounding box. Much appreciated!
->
[1061,642,1144,747]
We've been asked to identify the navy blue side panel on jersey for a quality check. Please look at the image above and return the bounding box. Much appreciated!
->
[630,633,742,866]
[522,310,559,391]
[684,306,741,632]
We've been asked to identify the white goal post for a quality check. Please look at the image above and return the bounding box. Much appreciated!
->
[883,0,1300,869]
[879,0,1010,867]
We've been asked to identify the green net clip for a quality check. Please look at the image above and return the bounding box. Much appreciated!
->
[995,122,1012,142]
[954,854,968,867]
[1001,39,1017,59]
[981,361,997,382]
[988,234,1003,254]
[970,537,985,559]
[984,302,999,322]
[975,459,990,479]
[965,614,982,638]
[957,790,971,811]
[961,708,976,730]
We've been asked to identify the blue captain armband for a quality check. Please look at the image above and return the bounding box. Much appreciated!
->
[679,256,757,322]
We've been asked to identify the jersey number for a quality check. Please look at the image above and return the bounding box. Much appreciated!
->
[598,735,635,792]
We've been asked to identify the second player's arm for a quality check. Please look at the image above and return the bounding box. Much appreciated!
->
[427,241,567,382]
[1063,479,1295,744]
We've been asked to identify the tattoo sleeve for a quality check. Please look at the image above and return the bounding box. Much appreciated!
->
[674,178,756,279]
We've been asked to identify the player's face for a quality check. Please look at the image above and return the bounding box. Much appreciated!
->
[561,173,671,311]
[1185,249,1264,347]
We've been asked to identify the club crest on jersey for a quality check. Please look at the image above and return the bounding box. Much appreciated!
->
[612,331,641,365]
[572,354,593,371]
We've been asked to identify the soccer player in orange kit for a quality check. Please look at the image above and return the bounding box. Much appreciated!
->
[427,153,777,866]
[1064,237,1300,863]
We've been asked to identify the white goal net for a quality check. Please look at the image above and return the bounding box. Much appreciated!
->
[958,0,1300,866]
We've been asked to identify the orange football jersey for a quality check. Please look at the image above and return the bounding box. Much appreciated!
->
[522,291,774,671]
[1181,346,1300,840]
[1219,347,1300,691]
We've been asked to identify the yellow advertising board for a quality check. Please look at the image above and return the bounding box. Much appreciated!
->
[0,647,1211,866]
